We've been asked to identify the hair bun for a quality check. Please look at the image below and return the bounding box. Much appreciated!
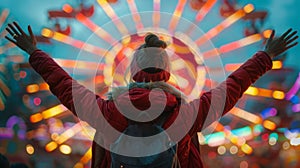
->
[144,33,167,49]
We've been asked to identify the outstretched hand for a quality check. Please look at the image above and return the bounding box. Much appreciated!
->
[264,28,298,59]
[5,22,37,55]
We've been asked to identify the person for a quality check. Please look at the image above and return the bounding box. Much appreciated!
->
[5,22,298,168]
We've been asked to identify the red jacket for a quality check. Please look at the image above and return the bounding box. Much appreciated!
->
[29,50,272,168]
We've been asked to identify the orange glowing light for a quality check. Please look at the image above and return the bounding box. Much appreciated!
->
[243,4,254,13]
[42,104,68,119]
[30,113,43,123]
[41,28,54,38]
[263,120,276,130]
[230,107,262,124]
[26,84,39,93]
[39,82,49,90]
[74,162,84,168]
[80,147,92,164]
[26,144,34,155]
[272,61,282,69]
[263,29,273,38]
[241,144,253,154]
[62,4,73,13]
[45,141,58,152]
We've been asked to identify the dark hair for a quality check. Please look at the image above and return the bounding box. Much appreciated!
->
[144,33,167,49]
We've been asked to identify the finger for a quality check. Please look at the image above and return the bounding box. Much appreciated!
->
[286,36,298,45]
[286,42,298,50]
[28,25,34,39]
[8,23,20,35]
[13,21,26,35]
[5,27,15,36]
[284,30,297,41]
[5,36,17,44]
[280,28,293,39]
[266,30,275,45]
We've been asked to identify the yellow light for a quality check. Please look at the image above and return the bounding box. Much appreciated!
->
[230,145,238,154]
[59,144,72,155]
[263,120,276,130]
[217,146,226,155]
[245,86,258,96]
[241,144,253,154]
[30,113,43,123]
[45,141,58,152]
[263,29,273,38]
[272,90,285,100]
[41,28,54,38]
[26,144,34,155]
[243,4,254,13]
[26,84,39,93]
[272,61,282,69]
[73,162,84,168]
[80,148,92,164]
[51,133,59,141]
[269,137,277,146]
[282,141,290,150]
[42,104,67,119]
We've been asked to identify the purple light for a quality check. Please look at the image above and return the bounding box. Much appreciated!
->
[261,108,277,119]
[292,104,300,113]
[286,73,300,100]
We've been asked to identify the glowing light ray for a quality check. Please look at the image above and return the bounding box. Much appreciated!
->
[0,9,9,29]
[97,0,129,36]
[286,73,300,100]
[225,60,282,72]
[168,0,188,34]
[153,0,161,28]
[30,104,67,123]
[245,86,285,100]
[185,0,217,35]
[195,4,254,46]
[76,13,119,46]
[229,107,262,124]
[80,147,92,164]
[127,0,144,31]
[41,28,112,56]
[56,122,86,144]
[54,58,105,70]
[202,33,262,58]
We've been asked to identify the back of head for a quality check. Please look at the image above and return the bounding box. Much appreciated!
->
[130,33,170,82]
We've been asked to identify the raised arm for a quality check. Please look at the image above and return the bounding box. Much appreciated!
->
[183,28,298,135]
[4,22,123,129]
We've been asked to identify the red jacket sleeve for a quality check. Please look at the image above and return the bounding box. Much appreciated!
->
[29,50,126,130]
[181,51,272,136]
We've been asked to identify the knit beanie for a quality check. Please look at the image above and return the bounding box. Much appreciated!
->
[130,33,171,82]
